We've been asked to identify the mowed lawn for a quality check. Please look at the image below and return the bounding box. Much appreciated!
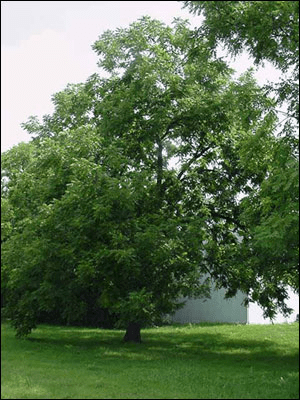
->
[1,321,299,399]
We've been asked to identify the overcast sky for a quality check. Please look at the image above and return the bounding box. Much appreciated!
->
[1,1,282,153]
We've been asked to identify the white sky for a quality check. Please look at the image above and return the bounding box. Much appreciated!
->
[1,0,282,153]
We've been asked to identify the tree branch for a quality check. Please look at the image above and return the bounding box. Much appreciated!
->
[177,145,211,181]
[207,208,246,231]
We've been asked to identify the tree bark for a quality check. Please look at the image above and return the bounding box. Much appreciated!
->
[157,140,163,192]
[123,322,141,343]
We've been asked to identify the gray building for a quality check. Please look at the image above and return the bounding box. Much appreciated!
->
[172,283,299,324]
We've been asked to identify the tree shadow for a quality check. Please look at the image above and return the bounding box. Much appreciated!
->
[24,323,299,374]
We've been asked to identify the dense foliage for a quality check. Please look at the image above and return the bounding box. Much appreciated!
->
[2,11,298,339]
[183,1,299,122]
[182,0,299,313]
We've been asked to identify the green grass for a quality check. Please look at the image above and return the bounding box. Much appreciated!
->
[1,321,299,399]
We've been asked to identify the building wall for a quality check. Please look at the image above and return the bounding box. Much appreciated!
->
[172,285,299,325]
[171,286,248,324]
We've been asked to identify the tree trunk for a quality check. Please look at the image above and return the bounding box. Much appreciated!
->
[157,139,163,191]
[156,139,165,209]
[123,322,141,343]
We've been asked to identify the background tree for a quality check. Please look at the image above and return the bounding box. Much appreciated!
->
[2,16,281,340]
[182,1,299,122]
[182,0,299,314]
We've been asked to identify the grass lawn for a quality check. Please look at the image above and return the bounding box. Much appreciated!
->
[1,321,299,399]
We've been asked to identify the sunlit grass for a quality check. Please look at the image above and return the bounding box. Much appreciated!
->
[1,321,299,399]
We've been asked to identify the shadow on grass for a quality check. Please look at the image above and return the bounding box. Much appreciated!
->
[20,323,298,374]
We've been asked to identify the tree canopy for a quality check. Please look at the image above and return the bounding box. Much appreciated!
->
[182,0,299,312]
[182,1,299,123]
[2,13,298,340]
